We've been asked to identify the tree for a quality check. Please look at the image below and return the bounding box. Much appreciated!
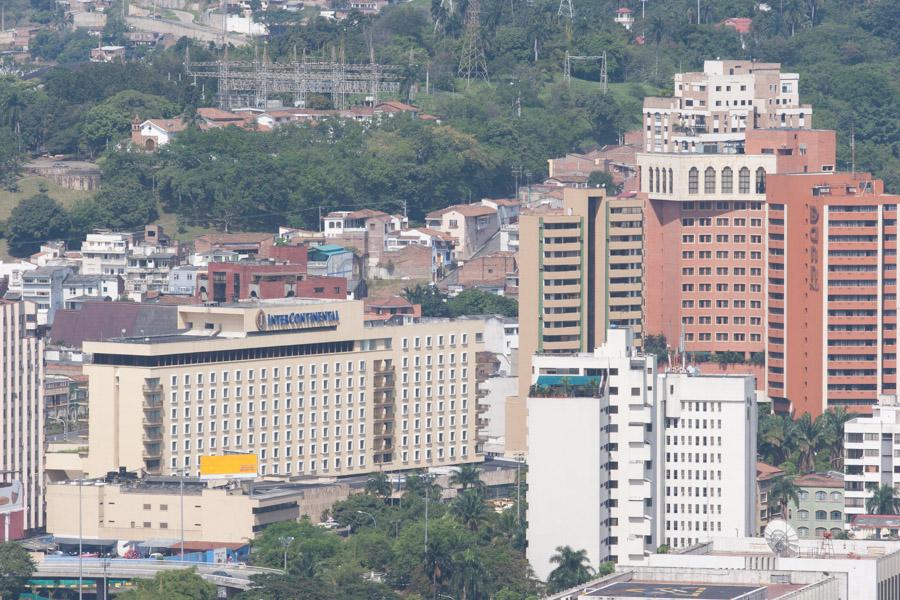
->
[118,569,216,600]
[866,484,900,516]
[768,475,800,519]
[239,574,337,600]
[0,542,36,600]
[793,413,820,474]
[451,548,489,600]
[819,407,854,469]
[88,177,158,230]
[643,334,668,362]
[365,472,392,499]
[446,288,518,318]
[7,193,71,257]
[250,520,341,574]
[403,284,450,317]
[546,546,594,593]
[0,129,22,190]
[449,464,484,491]
[452,489,491,532]
[586,170,622,195]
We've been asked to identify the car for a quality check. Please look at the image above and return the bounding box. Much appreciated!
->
[211,570,231,577]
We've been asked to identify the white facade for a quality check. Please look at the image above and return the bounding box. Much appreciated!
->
[80,232,130,276]
[0,301,44,537]
[526,328,756,580]
[843,395,900,520]
[658,373,757,549]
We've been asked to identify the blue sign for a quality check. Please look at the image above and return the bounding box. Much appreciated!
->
[258,310,339,330]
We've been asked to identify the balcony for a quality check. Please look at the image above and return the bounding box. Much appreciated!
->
[142,444,162,459]
[143,383,162,394]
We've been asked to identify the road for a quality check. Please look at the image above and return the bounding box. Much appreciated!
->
[36,557,281,591]
[126,4,249,46]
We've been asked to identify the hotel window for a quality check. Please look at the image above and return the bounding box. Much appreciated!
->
[688,167,699,194]
[721,167,733,193]
[704,167,716,193]
[739,168,750,193]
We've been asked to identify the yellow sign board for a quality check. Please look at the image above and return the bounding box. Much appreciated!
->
[199,454,258,480]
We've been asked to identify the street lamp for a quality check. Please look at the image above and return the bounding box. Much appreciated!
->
[355,510,376,528]
[47,416,69,440]
[278,536,294,571]
[171,467,189,561]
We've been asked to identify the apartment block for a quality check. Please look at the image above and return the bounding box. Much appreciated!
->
[0,301,44,539]
[843,396,900,521]
[526,328,756,577]
[512,187,643,454]
[80,299,484,479]
[766,172,898,414]
[642,60,811,154]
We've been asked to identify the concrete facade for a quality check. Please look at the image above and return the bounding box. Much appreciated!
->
[844,396,900,521]
[512,188,643,454]
[0,301,44,538]
[526,329,756,578]
[80,299,485,479]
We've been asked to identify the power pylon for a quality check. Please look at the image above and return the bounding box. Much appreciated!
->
[557,0,573,20]
[457,0,488,85]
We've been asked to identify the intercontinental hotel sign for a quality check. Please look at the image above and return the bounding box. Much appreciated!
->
[256,309,340,331]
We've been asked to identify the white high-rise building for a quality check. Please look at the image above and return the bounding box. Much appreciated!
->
[0,300,44,540]
[843,395,900,521]
[526,328,756,579]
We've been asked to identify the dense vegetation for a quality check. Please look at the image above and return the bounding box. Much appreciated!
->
[757,408,854,475]
[234,468,538,600]
[0,0,897,236]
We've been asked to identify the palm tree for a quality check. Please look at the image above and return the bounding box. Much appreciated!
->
[793,413,820,473]
[365,472,391,499]
[768,475,800,519]
[866,485,900,515]
[451,547,490,600]
[452,489,490,532]
[546,546,594,593]
[1,89,28,139]
[450,464,484,491]
[759,414,792,466]
[819,407,855,469]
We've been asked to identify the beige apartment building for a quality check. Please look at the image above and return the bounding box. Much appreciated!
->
[81,299,484,479]
[509,188,643,454]
[0,300,44,540]
[642,60,811,154]
[46,477,351,543]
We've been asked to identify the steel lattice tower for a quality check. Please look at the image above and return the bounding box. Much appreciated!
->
[457,0,488,86]
[558,0,573,20]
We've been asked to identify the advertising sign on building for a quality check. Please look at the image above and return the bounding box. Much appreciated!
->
[199,454,258,480]
[0,481,23,515]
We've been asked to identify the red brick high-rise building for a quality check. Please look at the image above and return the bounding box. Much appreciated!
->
[766,172,899,415]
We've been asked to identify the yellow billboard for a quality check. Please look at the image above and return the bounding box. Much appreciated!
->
[199,454,258,480]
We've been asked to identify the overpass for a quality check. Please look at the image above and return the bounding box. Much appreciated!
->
[32,557,280,597]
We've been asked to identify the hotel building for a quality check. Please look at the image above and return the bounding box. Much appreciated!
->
[526,328,756,577]
[766,172,899,414]
[0,300,44,540]
[511,187,644,454]
[80,299,484,478]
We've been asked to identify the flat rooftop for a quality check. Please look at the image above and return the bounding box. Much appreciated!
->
[585,582,766,599]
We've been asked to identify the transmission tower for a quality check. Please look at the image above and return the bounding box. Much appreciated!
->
[457,0,488,85]
[557,0,573,21]
[564,50,608,93]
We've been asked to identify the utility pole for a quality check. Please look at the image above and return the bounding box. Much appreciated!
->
[78,479,83,600]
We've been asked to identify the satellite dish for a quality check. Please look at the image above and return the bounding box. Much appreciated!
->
[764,519,800,557]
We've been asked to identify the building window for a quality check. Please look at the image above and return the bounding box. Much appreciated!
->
[661,167,667,193]
[668,168,674,193]
[704,167,716,193]
[830,510,842,521]
[756,167,766,193]
[797,527,809,537]
[798,510,809,520]
[649,167,654,192]
[721,167,733,194]
[739,168,750,193]
[815,491,826,501]
[688,167,699,194]
[815,510,827,520]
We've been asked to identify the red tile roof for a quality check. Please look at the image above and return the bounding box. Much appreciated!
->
[757,462,785,481]
[145,118,187,133]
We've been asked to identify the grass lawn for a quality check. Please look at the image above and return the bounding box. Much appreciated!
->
[0,176,95,221]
